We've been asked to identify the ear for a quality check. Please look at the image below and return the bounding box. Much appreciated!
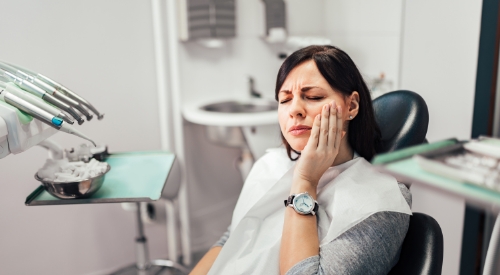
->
[347,91,360,120]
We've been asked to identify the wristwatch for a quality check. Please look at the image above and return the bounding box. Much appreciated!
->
[284,192,319,216]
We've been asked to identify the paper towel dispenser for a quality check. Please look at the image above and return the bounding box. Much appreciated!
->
[262,0,287,37]
[178,0,236,42]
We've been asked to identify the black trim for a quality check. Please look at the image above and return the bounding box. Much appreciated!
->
[284,194,295,207]
[313,202,319,214]
[461,0,500,274]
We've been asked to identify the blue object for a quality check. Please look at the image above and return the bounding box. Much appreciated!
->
[51,117,63,126]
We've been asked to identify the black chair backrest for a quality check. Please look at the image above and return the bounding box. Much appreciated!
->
[372,90,429,153]
[388,213,444,275]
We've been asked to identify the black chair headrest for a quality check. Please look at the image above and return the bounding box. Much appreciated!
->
[372,90,429,153]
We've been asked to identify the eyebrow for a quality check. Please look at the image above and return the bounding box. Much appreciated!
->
[278,86,324,94]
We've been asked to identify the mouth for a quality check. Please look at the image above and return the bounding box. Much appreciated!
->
[288,125,312,136]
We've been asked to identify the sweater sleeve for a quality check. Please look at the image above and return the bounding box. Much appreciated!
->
[285,183,412,275]
[212,226,231,248]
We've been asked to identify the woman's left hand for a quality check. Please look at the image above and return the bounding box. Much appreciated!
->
[293,101,345,188]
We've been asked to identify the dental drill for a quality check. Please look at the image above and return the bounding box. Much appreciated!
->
[0,62,93,121]
[0,86,96,146]
[0,81,74,124]
[0,67,85,124]
[2,61,104,120]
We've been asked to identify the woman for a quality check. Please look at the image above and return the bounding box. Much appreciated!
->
[190,45,412,275]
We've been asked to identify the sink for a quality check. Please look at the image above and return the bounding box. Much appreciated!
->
[182,97,281,156]
[182,97,279,127]
[183,97,282,180]
[202,100,278,113]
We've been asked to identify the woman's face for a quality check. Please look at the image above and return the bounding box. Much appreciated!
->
[277,60,349,152]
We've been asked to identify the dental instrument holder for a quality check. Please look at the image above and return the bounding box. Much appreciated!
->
[373,138,500,275]
[0,99,58,158]
[3,62,104,120]
[25,151,189,275]
[0,62,92,123]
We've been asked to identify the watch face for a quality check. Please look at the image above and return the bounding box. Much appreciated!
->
[293,193,314,214]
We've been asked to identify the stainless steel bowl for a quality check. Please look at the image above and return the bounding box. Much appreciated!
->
[34,164,111,199]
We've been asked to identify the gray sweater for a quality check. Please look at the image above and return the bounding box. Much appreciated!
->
[213,183,411,275]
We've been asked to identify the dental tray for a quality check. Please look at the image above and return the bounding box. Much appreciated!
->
[414,142,500,191]
[372,138,500,209]
[25,151,175,206]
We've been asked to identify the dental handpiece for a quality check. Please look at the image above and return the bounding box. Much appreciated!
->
[0,88,96,146]
[3,62,104,120]
[0,81,74,124]
[0,62,92,121]
[0,68,85,124]
[0,88,64,129]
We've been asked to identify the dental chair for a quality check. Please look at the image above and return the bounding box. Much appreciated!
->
[372,90,444,275]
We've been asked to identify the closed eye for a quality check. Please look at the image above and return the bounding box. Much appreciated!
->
[307,96,324,101]
[279,99,291,104]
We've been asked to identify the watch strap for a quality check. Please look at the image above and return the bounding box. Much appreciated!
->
[284,194,295,207]
[312,201,319,215]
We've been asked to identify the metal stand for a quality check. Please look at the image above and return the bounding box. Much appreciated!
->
[110,202,189,275]
[482,212,500,275]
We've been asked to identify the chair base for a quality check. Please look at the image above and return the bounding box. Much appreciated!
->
[111,202,190,275]
[110,259,189,275]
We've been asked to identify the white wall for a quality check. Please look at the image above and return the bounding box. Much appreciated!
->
[324,0,403,89]
[0,1,168,274]
[400,1,483,274]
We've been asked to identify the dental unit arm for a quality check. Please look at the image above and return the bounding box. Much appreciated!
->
[0,62,102,159]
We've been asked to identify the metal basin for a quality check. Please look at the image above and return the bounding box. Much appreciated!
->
[34,164,111,199]
[202,100,278,113]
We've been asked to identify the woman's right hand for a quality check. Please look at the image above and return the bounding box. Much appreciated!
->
[292,101,345,190]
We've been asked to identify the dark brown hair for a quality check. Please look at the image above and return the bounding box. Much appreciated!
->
[275,45,381,161]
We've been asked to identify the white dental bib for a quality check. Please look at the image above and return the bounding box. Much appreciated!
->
[208,148,412,275]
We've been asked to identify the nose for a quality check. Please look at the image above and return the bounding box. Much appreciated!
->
[289,97,305,118]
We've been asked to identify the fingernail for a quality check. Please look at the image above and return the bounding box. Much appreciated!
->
[338,106,342,113]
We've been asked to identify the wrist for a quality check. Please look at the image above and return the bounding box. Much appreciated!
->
[290,178,317,198]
